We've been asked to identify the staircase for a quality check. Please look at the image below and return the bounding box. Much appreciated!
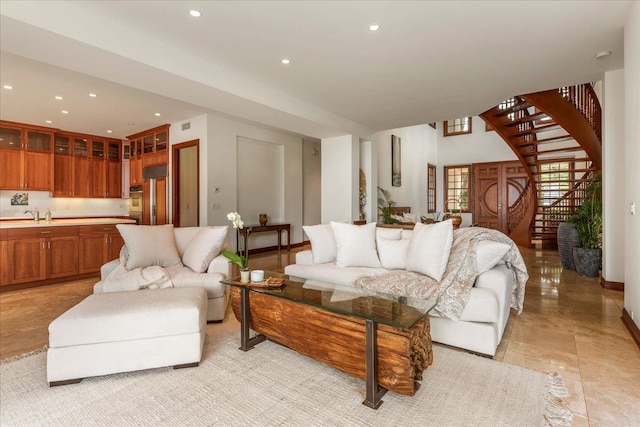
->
[480,83,602,247]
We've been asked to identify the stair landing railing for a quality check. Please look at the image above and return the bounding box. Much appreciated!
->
[559,84,601,141]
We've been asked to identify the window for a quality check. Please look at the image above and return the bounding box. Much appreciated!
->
[427,164,436,213]
[539,162,571,206]
[444,165,471,212]
[443,117,472,137]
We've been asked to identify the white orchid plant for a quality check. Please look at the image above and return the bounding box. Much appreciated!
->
[221,212,250,271]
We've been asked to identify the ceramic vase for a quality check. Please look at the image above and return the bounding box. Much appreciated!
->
[259,214,268,226]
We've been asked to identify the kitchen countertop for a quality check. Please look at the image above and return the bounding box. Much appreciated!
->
[0,218,136,229]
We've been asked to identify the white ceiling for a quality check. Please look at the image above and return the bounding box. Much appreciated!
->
[0,1,632,140]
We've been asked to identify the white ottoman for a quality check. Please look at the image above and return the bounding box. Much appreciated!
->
[47,287,208,386]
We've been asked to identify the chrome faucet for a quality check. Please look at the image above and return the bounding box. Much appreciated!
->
[24,208,40,223]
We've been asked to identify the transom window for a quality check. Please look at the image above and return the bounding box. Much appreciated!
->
[444,165,471,212]
[443,117,472,137]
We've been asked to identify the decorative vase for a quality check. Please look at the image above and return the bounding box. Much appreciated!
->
[240,269,251,284]
[259,214,268,226]
[557,222,580,270]
[444,214,462,230]
[572,247,602,277]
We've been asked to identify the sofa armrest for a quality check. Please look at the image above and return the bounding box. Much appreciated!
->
[207,253,232,278]
[295,250,315,265]
[100,259,121,281]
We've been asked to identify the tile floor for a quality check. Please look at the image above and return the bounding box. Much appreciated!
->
[1,245,638,426]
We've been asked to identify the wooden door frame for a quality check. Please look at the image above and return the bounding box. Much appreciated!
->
[171,140,200,227]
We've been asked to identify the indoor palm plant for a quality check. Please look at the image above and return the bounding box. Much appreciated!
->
[377,187,399,224]
[568,171,602,276]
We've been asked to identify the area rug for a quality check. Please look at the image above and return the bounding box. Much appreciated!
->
[1,317,572,427]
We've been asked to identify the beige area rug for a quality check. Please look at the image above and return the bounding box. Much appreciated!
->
[1,316,572,427]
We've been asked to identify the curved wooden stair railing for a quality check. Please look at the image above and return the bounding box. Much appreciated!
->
[480,83,602,246]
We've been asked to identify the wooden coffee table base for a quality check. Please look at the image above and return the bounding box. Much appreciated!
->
[229,287,433,402]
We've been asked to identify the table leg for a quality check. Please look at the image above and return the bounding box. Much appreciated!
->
[363,319,387,409]
[277,230,281,252]
[239,287,266,351]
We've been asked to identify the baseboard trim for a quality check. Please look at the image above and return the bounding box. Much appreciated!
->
[600,277,624,291]
[622,308,640,350]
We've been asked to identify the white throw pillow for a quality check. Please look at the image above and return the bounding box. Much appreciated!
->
[476,240,510,274]
[116,224,182,270]
[182,226,229,273]
[330,222,381,268]
[405,220,454,281]
[375,227,403,241]
[377,237,411,270]
[303,224,337,264]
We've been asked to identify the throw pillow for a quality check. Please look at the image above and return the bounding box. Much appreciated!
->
[303,224,337,264]
[377,237,411,270]
[330,222,381,268]
[116,224,183,270]
[476,240,510,274]
[405,220,454,281]
[182,226,229,273]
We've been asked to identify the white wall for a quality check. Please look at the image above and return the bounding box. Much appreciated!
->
[302,138,321,227]
[602,69,626,284]
[321,134,359,223]
[374,124,437,220]
[0,191,128,219]
[624,2,640,329]
[169,113,304,252]
[435,117,517,226]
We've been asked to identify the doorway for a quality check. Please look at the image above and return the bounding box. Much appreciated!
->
[472,160,528,234]
[172,140,199,227]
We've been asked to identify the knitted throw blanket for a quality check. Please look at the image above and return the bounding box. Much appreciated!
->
[351,227,528,321]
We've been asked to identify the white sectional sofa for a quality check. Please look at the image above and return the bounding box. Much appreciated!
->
[94,225,231,322]
[284,221,526,357]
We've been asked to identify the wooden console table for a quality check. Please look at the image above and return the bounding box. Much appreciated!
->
[237,223,291,253]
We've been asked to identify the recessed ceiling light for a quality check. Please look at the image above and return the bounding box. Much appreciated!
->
[55,96,63,100]
[369,24,380,31]
[595,50,612,59]
[281,59,291,65]
[154,112,161,117]
[107,130,113,134]
[45,120,52,124]
[189,10,201,17]
[3,85,13,90]
[61,110,69,114]
[89,93,97,97]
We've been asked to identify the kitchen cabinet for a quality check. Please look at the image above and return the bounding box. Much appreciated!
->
[0,121,54,191]
[78,224,125,273]
[4,226,79,285]
[53,134,92,197]
[127,124,169,188]
[0,230,8,286]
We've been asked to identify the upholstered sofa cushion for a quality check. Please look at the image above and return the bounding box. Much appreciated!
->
[330,222,381,268]
[303,224,337,264]
[476,240,510,274]
[182,226,228,273]
[285,262,388,286]
[405,220,453,281]
[116,224,182,270]
[377,238,411,270]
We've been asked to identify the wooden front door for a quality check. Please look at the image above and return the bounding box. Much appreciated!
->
[473,161,528,234]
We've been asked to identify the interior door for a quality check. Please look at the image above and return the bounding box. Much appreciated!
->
[473,161,528,234]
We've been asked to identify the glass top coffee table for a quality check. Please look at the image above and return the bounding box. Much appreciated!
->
[222,272,436,409]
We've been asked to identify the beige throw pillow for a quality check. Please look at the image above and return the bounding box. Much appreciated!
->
[116,224,183,270]
[303,224,337,264]
[182,226,229,273]
[476,240,510,274]
[330,222,381,268]
[406,220,453,281]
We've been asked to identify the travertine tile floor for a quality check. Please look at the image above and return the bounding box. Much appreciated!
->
[1,245,638,426]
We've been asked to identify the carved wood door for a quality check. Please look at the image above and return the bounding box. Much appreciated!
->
[473,161,528,234]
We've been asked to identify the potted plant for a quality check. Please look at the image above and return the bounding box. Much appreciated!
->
[377,187,399,224]
[568,171,602,277]
[221,212,251,283]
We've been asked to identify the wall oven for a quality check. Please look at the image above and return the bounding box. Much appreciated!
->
[129,185,143,224]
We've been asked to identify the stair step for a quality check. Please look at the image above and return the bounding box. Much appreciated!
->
[516,135,575,147]
[511,124,561,137]
[521,146,585,157]
[531,168,593,175]
[503,111,551,127]
[493,100,531,117]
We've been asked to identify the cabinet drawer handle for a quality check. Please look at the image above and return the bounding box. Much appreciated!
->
[42,242,45,250]
[40,231,51,234]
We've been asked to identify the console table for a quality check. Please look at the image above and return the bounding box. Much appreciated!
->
[236,223,291,254]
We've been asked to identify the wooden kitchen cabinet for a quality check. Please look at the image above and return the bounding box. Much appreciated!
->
[0,121,54,191]
[0,230,9,286]
[78,224,125,274]
[127,124,169,187]
[4,226,79,285]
